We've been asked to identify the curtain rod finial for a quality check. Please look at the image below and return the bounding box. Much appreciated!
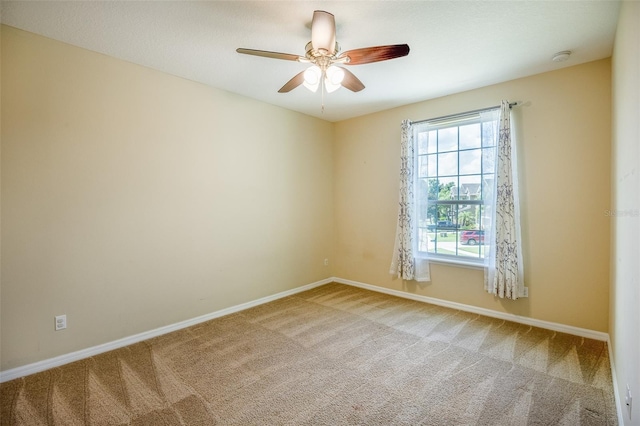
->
[509,101,530,108]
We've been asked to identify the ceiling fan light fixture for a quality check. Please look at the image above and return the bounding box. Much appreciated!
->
[324,80,341,93]
[324,66,344,93]
[303,65,321,92]
[326,66,344,85]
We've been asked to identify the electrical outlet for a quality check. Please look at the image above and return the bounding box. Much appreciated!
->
[626,384,633,420]
[324,258,329,266]
[522,287,529,297]
[55,315,67,331]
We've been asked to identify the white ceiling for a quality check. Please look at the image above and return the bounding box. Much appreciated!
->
[1,1,621,122]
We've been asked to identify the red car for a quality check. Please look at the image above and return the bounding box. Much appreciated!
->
[460,230,484,245]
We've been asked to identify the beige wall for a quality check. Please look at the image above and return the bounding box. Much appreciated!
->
[0,22,618,374]
[334,59,612,332]
[1,26,334,370]
[611,2,640,424]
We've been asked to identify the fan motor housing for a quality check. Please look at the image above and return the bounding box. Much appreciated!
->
[305,41,341,61]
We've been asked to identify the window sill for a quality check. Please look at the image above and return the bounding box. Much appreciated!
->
[426,256,484,270]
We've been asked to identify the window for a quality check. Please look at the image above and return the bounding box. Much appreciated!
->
[414,109,499,262]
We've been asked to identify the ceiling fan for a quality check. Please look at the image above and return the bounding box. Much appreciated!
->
[236,10,410,94]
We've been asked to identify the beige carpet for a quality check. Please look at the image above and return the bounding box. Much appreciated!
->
[1,283,617,425]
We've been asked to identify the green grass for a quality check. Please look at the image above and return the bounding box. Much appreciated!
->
[458,246,481,255]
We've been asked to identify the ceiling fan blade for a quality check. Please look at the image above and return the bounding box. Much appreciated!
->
[339,44,410,65]
[278,70,306,93]
[236,48,302,62]
[340,68,365,92]
[311,10,336,54]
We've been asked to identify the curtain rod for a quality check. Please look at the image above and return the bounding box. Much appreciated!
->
[411,102,519,126]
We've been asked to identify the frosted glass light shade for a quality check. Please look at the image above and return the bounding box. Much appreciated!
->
[326,66,344,85]
[324,66,344,93]
[303,66,321,92]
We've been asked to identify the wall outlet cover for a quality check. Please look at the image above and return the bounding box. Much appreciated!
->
[55,315,67,331]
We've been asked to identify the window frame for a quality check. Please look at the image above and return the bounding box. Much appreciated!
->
[413,108,499,265]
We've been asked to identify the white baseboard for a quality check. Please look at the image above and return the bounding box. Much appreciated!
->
[607,336,625,425]
[1,276,613,386]
[332,277,610,342]
[336,277,621,422]
[0,278,332,383]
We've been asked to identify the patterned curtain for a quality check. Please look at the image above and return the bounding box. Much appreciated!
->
[390,120,431,282]
[484,101,524,299]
